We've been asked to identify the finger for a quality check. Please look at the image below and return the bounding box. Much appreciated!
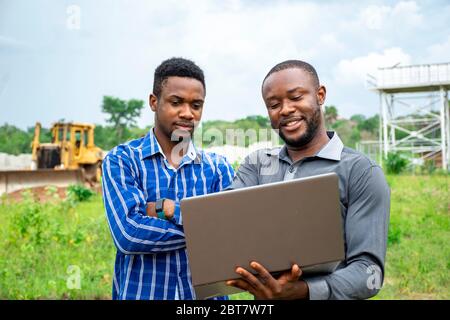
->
[226,279,254,294]
[236,267,269,294]
[291,264,302,280]
[277,264,302,283]
[249,262,279,292]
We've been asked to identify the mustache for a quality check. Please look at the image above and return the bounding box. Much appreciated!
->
[280,116,305,126]
[174,121,195,128]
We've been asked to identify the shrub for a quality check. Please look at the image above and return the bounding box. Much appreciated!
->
[385,152,409,174]
[67,185,94,202]
[13,193,49,246]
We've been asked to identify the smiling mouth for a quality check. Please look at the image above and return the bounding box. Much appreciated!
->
[284,120,302,127]
[281,117,304,127]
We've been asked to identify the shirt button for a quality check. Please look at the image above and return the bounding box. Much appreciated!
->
[289,166,295,173]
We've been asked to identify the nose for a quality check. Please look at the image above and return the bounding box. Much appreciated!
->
[179,104,194,120]
[279,99,296,117]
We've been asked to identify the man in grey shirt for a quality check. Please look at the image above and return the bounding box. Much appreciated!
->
[226,60,390,300]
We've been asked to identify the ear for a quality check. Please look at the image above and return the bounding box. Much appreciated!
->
[149,94,158,112]
[317,85,326,106]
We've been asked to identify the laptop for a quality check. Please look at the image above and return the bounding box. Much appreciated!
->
[180,172,345,299]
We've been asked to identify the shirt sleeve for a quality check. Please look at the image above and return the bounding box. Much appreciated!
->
[229,151,260,189]
[304,165,390,300]
[102,149,186,255]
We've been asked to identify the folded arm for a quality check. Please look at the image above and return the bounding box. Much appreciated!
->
[102,151,186,255]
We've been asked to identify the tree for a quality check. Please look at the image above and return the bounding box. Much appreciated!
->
[201,115,273,147]
[93,125,120,151]
[357,114,379,135]
[0,124,31,155]
[350,114,366,124]
[101,96,144,142]
[324,105,338,127]
[27,125,52,144]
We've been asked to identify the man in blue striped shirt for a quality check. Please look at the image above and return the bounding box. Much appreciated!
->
[102,58,234,300]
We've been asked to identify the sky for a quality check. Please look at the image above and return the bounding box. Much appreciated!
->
[1,0,450,130]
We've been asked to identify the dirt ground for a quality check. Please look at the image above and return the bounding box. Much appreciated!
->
[3,184,102,203]
[5,186,69,202]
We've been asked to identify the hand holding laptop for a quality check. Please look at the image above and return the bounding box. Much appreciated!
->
[226,261,309,300]
[181,173,344,299]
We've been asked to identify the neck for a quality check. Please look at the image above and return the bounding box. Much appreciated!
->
[286,128,330,163]
[153,126,190,168]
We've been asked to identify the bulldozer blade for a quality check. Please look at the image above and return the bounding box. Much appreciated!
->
[0,169,84,196]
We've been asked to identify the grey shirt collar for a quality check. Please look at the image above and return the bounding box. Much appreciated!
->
[267,131,344,162]
[315,131,344,161]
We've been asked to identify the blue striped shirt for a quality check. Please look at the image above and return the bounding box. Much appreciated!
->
[102,128,234,300]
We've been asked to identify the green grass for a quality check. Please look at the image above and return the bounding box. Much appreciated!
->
[374,174,449,299]
[0,174,448,299]
[0,191,115,299]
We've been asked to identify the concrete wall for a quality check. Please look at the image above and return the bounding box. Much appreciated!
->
[0,153,32,170]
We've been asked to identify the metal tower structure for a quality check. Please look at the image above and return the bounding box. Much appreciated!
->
[367,62,450,171]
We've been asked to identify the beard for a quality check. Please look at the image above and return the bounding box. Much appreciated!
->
[170,129,193,143]
[277,107,322,148]
[157,118,194,143]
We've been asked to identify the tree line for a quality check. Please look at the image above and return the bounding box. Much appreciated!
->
[1,96,381,155]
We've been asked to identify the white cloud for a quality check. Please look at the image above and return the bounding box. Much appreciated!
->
[359,1,422,31]
[360,4,391,30]
[319,33,345,53]
[133,1,335,121]
[392,1,423,26]
[1,0,448,129]
[424,36,450,63]
[333,47,412,85]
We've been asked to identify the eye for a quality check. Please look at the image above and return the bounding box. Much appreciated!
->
[292,95,303,101]
[192,102,203,110]
[269,103,280,110]
[171,99,181,106]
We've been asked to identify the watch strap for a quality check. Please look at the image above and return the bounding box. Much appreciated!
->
[157,210,165,220]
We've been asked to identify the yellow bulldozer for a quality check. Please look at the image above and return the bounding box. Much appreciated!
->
[0,122,104,195]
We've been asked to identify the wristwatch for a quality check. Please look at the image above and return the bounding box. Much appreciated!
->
[155,198,166,220]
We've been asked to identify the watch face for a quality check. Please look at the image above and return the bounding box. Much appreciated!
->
[156,199,164,212]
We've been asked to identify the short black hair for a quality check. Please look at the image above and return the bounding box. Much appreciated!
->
[262,60,320,88]
[153,57,205,98]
